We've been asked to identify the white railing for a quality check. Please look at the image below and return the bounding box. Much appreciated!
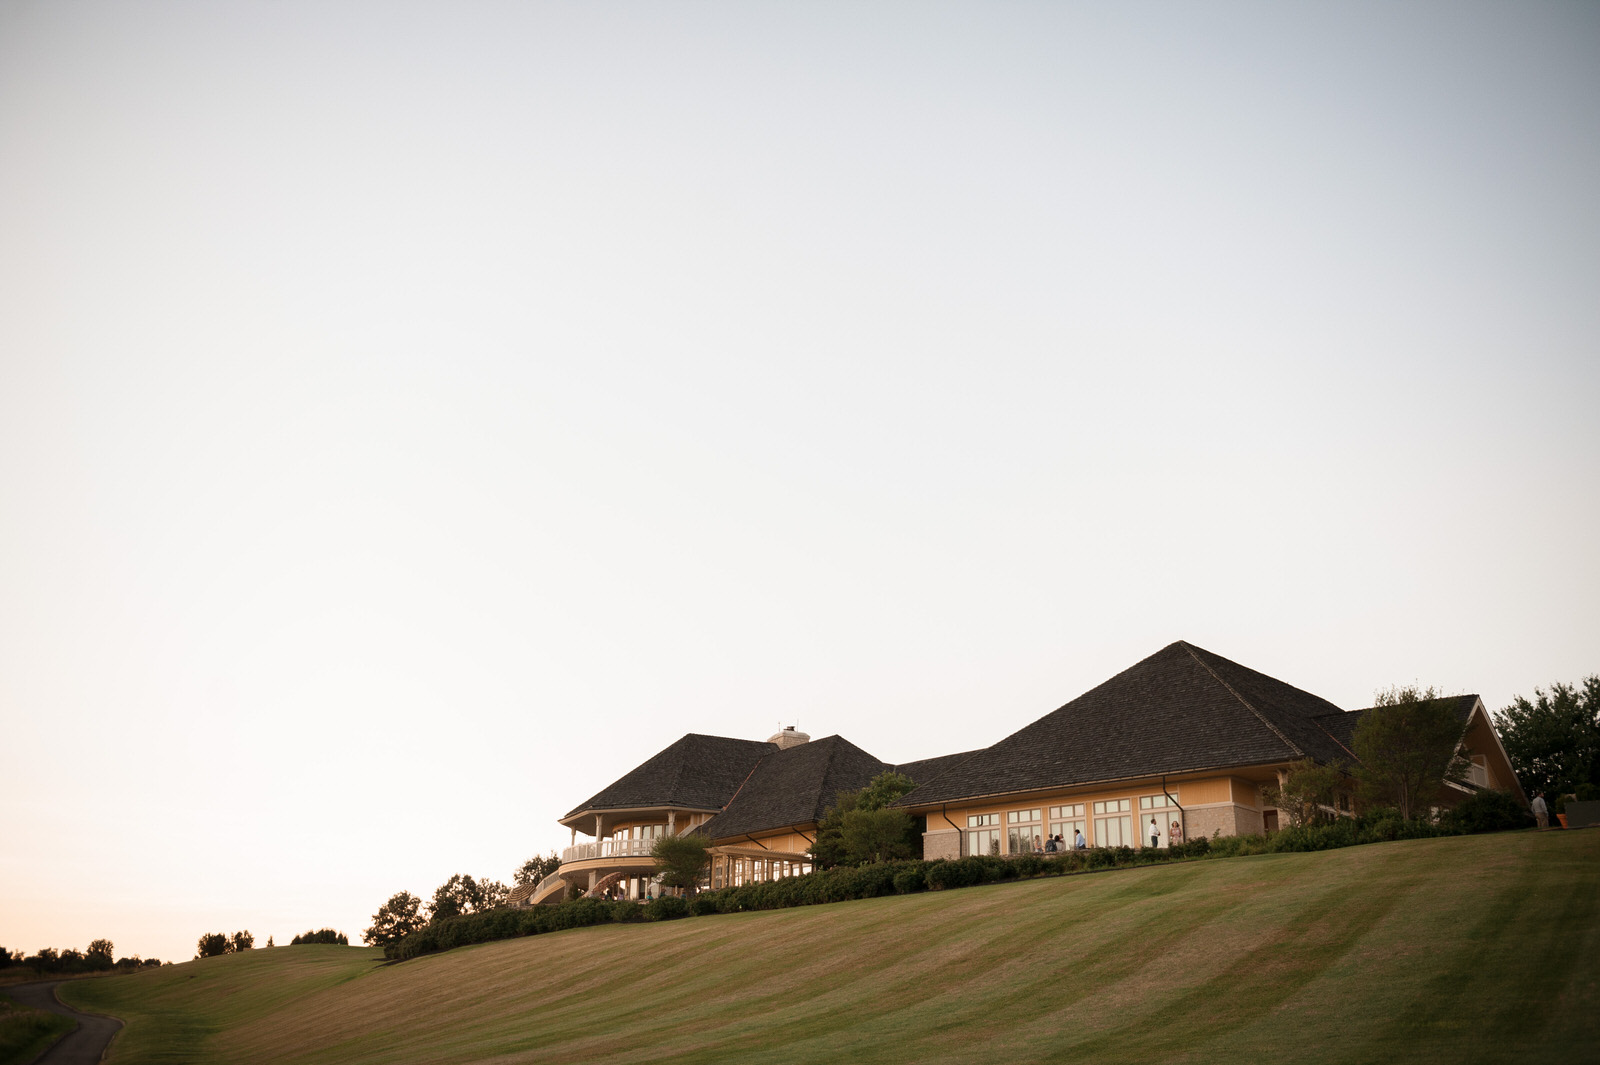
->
[562,837,659,864]
[531,870,566,901]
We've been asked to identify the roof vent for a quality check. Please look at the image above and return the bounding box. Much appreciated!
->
[767,725,810,749]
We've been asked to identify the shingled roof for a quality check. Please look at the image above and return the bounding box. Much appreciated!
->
[894,641,1362,808]
[562,733,775,821]
[896,750,980,786]
[696,735,894,840]
[1312,695,1480,756]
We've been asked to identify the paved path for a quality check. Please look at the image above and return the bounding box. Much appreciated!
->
[6,981,123,1064]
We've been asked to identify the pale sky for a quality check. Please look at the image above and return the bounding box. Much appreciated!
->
[2,1,1596,964]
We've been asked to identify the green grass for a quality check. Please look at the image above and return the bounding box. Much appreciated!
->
[62,830,1599,1064]
[0,991,76,1065]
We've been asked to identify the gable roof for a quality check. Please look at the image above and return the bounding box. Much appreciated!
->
[894,641,1357,808]
[697,735,894,840]
[562,733,775,822]
[1313,694,1480,756]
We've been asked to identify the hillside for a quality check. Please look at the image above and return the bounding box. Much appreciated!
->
[63,830,1598,1064]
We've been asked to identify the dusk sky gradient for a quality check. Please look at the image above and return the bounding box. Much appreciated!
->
[3,1,1597,964]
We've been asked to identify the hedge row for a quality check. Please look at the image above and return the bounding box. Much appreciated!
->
[384,789,1531,961]
[384,894,690,960]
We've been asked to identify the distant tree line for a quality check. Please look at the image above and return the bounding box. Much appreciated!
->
[1,940,161,973]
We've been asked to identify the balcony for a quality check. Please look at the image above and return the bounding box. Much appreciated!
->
[561,837,659,865]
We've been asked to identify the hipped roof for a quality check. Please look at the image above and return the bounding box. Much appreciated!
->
[894,641,1359,808]
[562,733,775,822]
[697,735,893,840]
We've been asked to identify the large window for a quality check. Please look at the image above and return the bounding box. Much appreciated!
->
[1139,790,1181,847]
[1049,803,1085,848]
[966,813,1001,857]
[1007,809,1042,854]
[1093,798,1132,847]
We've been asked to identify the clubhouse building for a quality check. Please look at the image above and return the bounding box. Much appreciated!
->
[514,641,1524,905]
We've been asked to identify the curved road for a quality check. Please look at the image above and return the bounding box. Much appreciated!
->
[6,981,122,1064]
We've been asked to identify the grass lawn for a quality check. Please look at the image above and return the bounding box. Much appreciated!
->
[62,829,1598,1064]
[0,990,76,1065]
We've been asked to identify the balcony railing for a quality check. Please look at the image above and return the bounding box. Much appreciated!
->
[562,837,659,864]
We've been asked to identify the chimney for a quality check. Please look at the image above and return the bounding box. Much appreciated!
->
[767,725,810,750]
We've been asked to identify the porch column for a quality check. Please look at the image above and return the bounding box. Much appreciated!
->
[667,811,676,835]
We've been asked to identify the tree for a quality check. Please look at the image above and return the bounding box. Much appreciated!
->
[1353,685,1471,820]
[515,853,562,886]
[810,772,921,868]
[290,929,348,945]
[86,939,115,971]
[427,874,506,921]
[266,936,274,948]
[651,833,711,898]
[230,930,255,952]
[365,891,427,945]
[195,933,229,959]
[1265,758,1346,826]
[1495,676,1600,800]
[840,806,920,863]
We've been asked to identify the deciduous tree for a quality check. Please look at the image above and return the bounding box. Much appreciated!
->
[229,930,254,952]
[1265,759,1346,826]
[364,891,427,945]
[651,833,711,898]
[1353,685,1471,820]
[1495,676,1600,799]
[515,853,561,886]
[195,933,229,959]
[85,939,115,971]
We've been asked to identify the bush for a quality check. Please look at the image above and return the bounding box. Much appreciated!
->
[1440,790,1535,834]
[643,896,690,921]
[690,894,719,917]
[893,867,926,894]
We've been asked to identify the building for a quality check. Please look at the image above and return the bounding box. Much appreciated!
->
[519,641,1523,904]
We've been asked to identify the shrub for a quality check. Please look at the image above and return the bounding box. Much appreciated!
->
[893,867,926,894]
[1440,790,1534,834]
[690,894,719,916]
[643,896,690,921]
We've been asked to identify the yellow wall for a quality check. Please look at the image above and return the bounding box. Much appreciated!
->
[935,780,1202,851]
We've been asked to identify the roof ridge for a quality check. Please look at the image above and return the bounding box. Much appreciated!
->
[1180,643,1304,758]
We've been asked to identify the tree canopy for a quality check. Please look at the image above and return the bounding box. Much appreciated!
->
[810,771,921,867]
[1353,685,1470,820]
[365,891,427,946]
[428,873,508,921]
[515,853,562,886]
[1265,758,1346,826]
[651,833,711,897]
[1495,676,1600,799]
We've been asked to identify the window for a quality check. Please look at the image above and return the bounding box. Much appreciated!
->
[1007,809,1042,854]
[967,813,1001,857]
[1138,792,1181,847]
[1093,798,1132,847]
[1049,804,1085,848]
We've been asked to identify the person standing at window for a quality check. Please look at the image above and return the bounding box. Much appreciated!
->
[1169,820,1182,847]
[1149,817,1160,848]
[1074,828,1086,849]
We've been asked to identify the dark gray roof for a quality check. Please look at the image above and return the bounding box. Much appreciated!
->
[1314,695,1479,756]
[896,751,980,786]
[563,734,775,820]
[894,641,1360,808]
[697,735,893,840]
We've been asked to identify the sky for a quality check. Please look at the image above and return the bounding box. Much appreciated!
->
[2,1,1596,965]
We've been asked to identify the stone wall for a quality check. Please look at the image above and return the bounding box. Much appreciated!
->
[1182,804,1260,841]
[922,829,961,861]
